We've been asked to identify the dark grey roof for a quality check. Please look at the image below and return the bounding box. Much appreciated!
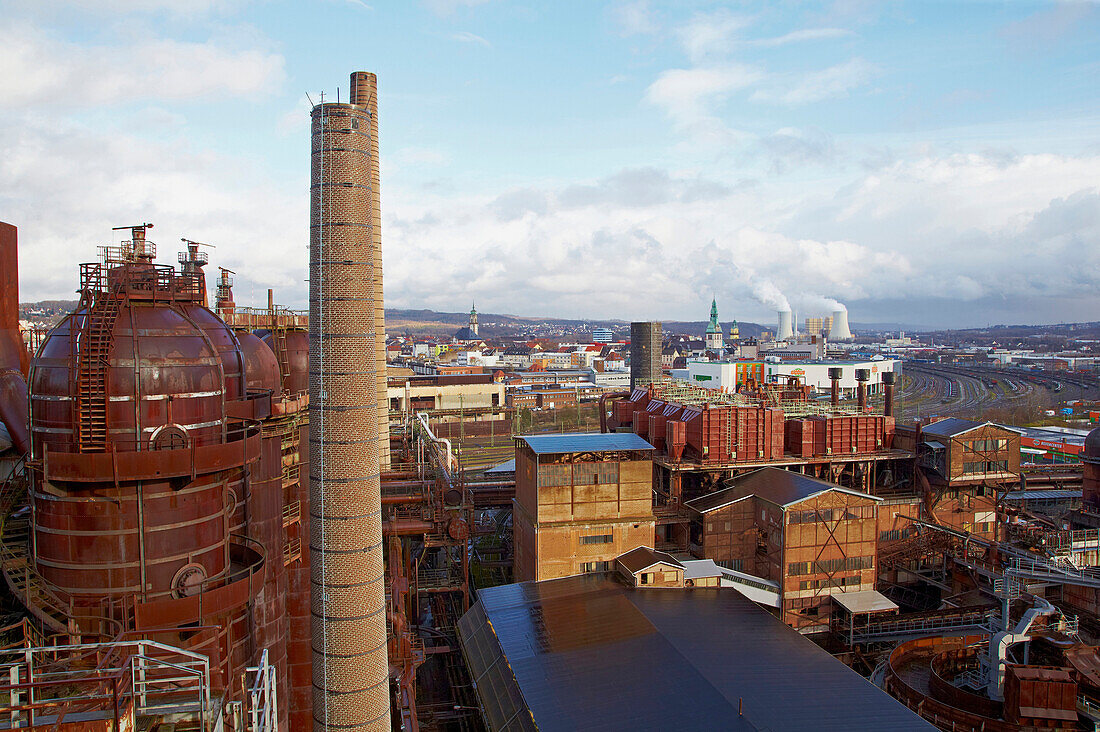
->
[685,467,880,513]
[516,432,654,455]
[616,546,683,574]
[485,458,516,475]
[920,417,984,438]
[457,573,934,732]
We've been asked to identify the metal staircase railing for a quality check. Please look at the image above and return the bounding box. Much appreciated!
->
[72,270,124,452]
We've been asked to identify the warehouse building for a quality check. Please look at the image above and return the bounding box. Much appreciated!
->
[457,572,933,731]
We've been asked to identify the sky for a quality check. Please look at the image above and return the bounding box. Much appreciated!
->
[1,0,1098,330]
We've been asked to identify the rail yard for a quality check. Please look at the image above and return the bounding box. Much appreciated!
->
[899,363,1098,421]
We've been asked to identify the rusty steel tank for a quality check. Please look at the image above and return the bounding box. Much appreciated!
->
[26,226,266,696]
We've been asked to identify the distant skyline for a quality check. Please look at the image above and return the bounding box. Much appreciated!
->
[1,0,1097,329]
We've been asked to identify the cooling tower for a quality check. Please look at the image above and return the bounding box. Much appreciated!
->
[630,322,661,390]
[310,72,390,731]
[828,308,852,341]
[777,310,793,341]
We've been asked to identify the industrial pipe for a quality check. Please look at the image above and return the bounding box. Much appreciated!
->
[854,368,870,412]
[881,371,896,417]
[599,390,630,433]
[828,367,842,408]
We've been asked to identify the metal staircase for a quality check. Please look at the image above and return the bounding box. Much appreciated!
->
[72,269,123,452]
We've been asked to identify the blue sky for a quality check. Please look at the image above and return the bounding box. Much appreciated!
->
[1,0,1098,329]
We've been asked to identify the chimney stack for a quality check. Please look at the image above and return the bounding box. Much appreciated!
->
[854,368,870,411]
[309,72,390,731]
[882,371,896,417]
[828,367,842,408]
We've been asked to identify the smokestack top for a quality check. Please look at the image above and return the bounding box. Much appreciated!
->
[349,71,377,107]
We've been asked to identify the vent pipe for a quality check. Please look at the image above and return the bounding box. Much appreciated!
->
[310,72,390,731]
[882,371,896,417]
[828,367,842,408]
[776,310,793,341]
[855,368,870,411]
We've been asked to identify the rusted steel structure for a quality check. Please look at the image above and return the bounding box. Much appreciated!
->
[0,226,302,728]
[310,73,390,731]
[0,222,31,457]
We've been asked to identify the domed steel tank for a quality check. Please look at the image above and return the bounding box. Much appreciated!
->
[26,240,261,615]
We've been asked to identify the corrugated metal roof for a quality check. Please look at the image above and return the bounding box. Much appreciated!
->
[517,432,655,455]
[685,467,881,513]
[1003,489,1081,501]
[681,559,722,580]
[921,417,984,438]
[457,573,934,732]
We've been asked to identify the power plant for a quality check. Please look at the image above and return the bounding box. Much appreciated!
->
[776,309,794,341]
[828,307,853,341]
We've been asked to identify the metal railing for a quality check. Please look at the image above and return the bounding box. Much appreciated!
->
[245,648,278,732]
[0,638,212,729]
[848,609,995,643]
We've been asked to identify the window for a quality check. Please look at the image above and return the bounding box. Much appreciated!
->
[573,462,618,485]
[537,464,571,487]
[579,534,613,545]
[640,572,653,585]
[580,561,611,573]
[492,393,499,406]
[663,571,678,582]
[879,527,914,542]
[717,559,743,571]
[788,556,872,576]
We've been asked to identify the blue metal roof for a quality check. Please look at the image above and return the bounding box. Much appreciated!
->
[1004,489,1081,501]
[517,432,654,455]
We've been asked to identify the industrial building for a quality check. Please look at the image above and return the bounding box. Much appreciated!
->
[456,572,934,731]
[685,357,899,397]
[685,467,882,630]
[512,433,656,582]
[629,321,661,390]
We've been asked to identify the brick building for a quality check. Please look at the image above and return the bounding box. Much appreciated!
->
[918,418,1020,539]
[685,467,882,631]
[512,433,656,582]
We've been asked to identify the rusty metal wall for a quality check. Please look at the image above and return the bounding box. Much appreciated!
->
[310,86,390,731]
[0,222,28,376]
[349,72,390,471]
[30,303,231,453]
[287,419,313,731]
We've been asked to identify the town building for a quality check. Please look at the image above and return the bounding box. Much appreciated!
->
[704,297,724,353]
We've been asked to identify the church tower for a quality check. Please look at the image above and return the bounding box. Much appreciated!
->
[704,297,724,352]
[469,302,479,337]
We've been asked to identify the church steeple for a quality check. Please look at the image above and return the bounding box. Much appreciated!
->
[469,302,479,337]
[705,296,724,352]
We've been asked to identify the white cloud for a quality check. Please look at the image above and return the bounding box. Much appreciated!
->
[676,9,750,63]
[450,31,490,46]
[0,113,305,304]
[645,65,761,141]
[611,0,657,36]
[750,57,877,105]
[0,25,285,107]
[424,0,492,16]
[26,0,246,16]
[749,28,854,47]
